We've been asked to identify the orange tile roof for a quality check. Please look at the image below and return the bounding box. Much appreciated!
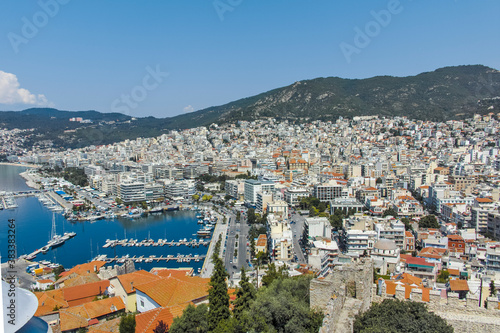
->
[60,297,125,332]
[88,317,121,333]
[63,273,102,288]
[449,279,469,291]
[117,270,161,294]
[63,280,110,306]
[134,276,210,308]
[152,268,194,279]
[448,269,460,276]
[476,197,493,203]
[35,289,68,317]
[135,307,178,333]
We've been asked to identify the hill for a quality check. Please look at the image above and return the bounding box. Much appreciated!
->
[1,65,499,148]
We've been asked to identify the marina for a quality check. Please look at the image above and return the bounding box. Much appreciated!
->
[102,238,210,248]
[93,253,205,264]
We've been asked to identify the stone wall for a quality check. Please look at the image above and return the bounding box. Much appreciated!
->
[310,259,373,333]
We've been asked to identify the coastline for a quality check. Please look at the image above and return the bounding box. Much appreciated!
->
[19,170,40,189]
[0,162,41,168]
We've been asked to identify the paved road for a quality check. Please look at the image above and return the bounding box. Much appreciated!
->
[224,208,251,277]
[290,212,307,264]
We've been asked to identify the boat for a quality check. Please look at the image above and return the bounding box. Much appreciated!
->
[41,245,49,253]
[48,213,66,249]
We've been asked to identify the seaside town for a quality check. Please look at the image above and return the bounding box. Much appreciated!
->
[2,113,500,332]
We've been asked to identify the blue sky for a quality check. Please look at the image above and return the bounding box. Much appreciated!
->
[0,0,499,118]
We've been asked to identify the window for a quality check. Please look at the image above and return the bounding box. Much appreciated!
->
[140,300,144,307]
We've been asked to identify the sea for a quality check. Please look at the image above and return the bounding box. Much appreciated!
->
[0,164,207,272]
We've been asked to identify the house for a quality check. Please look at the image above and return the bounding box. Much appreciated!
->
[135,275,210,313]
[404,231,415,252]
[59,296,125,332]
[110,270,161,312]
[256,234,268,253]
[404,256,437,282]
[447,234,466,255]
[448,279,469,299]
[135,305,186,333]
[55,261,106,288]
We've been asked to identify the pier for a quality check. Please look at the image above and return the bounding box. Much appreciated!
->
[102,238,210,248]
[93,254,206,264]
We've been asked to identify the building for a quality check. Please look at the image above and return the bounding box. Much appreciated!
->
[256,234,267,253]
[313,179,345,202]
[373,219,405,249]
[447,234,466,254]
[256,192,273,213]
[404,231,415,252]
[118,181,146,203]
[487,211,500,240]
[371,239,400,275]
[283,188,309,206]
[404,257,437,282]
[306,217,332,239]
[486,245,500,274]
[267,200,288,216]
[225,180,244,199]
[244,179,275,205]
[343,229,377,255]
[330,197,364,215]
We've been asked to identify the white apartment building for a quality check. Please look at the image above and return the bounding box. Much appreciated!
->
[283,188,309,206]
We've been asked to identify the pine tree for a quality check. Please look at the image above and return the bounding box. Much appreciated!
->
[208,254,230,331]
[233,267,255,320]
[490,280,496,296]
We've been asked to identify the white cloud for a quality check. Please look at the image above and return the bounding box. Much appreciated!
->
[183,105,194,113]
[0,70,53,106]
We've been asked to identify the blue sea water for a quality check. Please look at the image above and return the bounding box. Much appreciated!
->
[0,165,207,271]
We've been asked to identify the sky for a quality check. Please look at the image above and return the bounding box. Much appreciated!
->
[0,0,499,118]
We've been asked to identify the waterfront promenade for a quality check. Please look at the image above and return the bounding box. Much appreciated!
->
[200,209,228,278]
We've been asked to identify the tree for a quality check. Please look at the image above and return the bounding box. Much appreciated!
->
[436,270,450,283]
[353,299,453,333]
[382,207,398,218]
[119,314,136,333]
[153,320,169,333]
[261,262,288,287]
[233,268,256,321]
[419,215,439,229]
[170,304,208,333]
[376,177,383,184]
[329,209,344,230]
[245,276,324,333]
[208,255,230,331]
[490,280,496,297]
[192,194,200,201]
[247,208,256,224]
[401,217,413,232]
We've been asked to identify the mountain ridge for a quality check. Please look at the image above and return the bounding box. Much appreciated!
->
[1,65,499,148]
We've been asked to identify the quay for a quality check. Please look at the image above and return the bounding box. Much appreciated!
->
[102,238,210,248]
[93,254,206,264]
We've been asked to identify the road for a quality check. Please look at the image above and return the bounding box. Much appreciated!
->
[290,212,307,264]
[224,207,250,277]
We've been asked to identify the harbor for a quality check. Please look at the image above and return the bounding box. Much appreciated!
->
[102,238,210,248]
[93,253,206,264]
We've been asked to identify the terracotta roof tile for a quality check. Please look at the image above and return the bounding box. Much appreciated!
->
[117,270,161,294]
[449,279,469,291]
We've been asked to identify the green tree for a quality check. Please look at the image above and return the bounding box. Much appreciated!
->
[353,299,453,333]
[262,262,289,287]
[401,217,413,232]
[247,208,256,224]
[119,314,136,333]
[246,276,323,333]
[208,255,230,331]
[382,207,398,218]
[437,270,450,283]
[233,268,256,321]
[419,215,439,229]
[490,280,496,296]
[170,304,208,333]
[192,194,200,201]
[153,320,169,333]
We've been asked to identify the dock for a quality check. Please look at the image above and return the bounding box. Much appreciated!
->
[93,254,205,264]
[102,238,210,248]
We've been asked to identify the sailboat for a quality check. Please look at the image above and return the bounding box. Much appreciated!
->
[48,213,65,249]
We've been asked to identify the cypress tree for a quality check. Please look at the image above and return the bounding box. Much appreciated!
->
[233,267,255,320]
[208,254,230,331]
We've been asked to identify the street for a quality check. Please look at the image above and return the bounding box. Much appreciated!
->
[290,212,307,264]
